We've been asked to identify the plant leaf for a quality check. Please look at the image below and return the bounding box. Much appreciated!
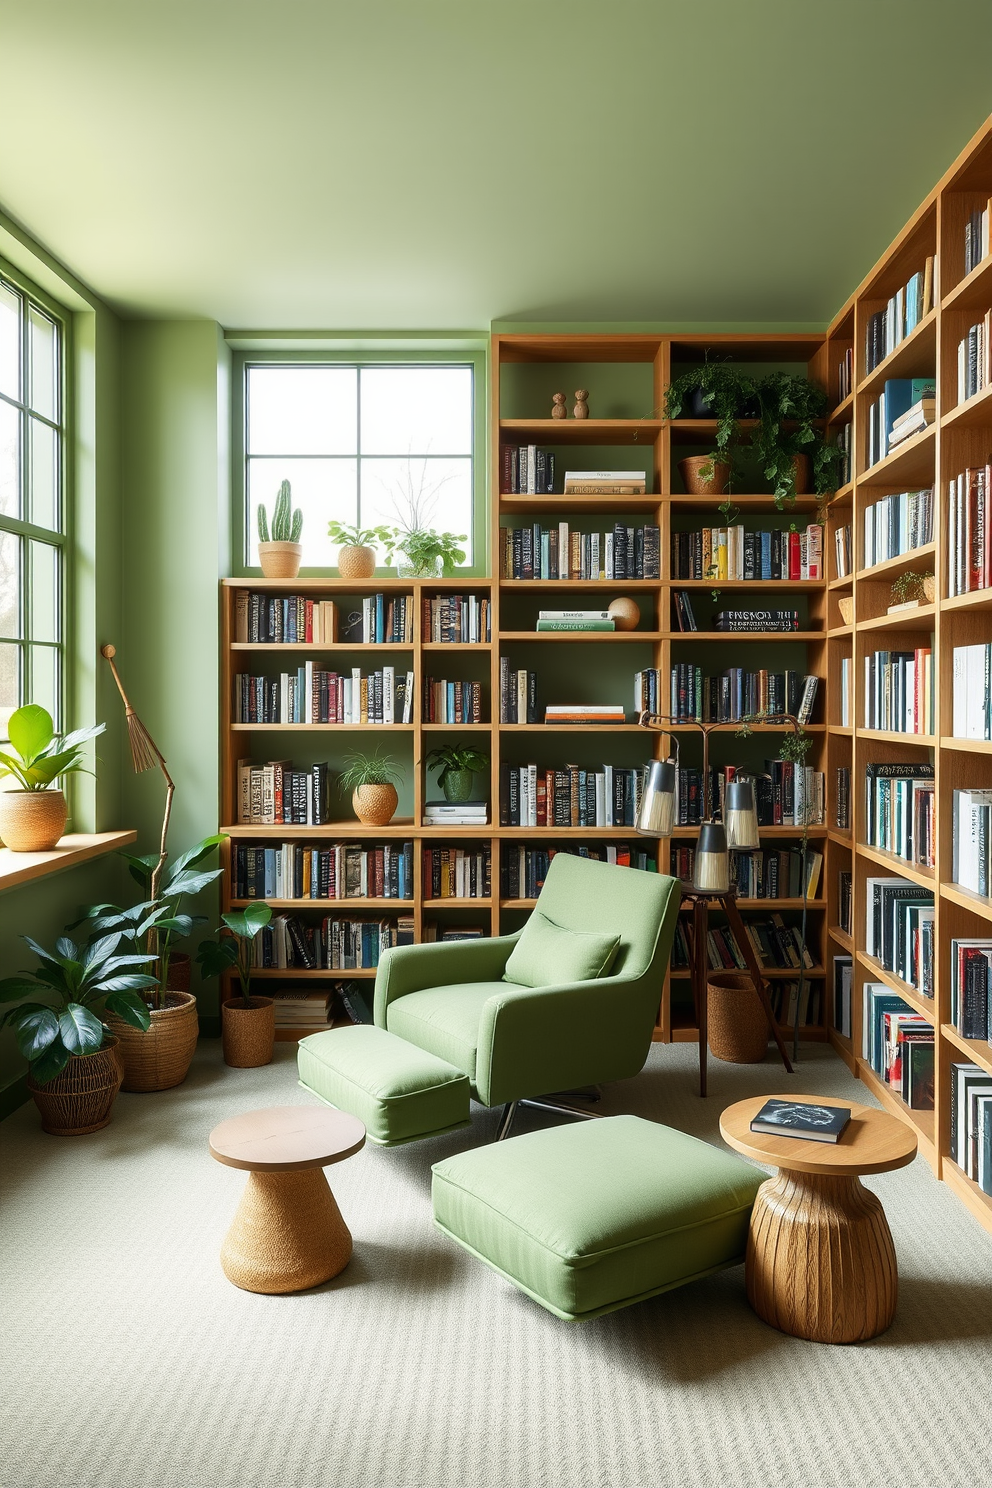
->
[58,1003,105,1055]
[7,704,54,764]
[167,833,226,878]
[103,991,152,1031]
[30,1038,71,1085]
[0,976,43,1003]
[91,973,159,994]
[164,868,223,898]
[14,1007,60,1060]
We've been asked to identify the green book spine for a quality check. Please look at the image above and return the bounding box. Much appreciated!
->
[535,620,615,631]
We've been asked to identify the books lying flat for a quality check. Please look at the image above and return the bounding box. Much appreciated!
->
[563,470,647,495]
[424,802,489,826]
[749,1098,851,1143]
[538,610,611,620]
[535,618,615,631]
[545,705,625,725]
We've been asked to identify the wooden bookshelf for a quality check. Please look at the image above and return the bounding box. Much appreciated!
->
[822,113,992,1235]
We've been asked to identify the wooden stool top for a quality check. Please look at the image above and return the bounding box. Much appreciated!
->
[720,1093,918,1177]
[209,1105,366,1172]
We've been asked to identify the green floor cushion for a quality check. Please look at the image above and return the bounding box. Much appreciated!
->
[432,1114,764,1320]
[385,982,503,1083]
[298,1025,471,1146]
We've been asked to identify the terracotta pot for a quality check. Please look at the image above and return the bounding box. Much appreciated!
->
[442,770,475,803]
[791,454,811,495]
[679,456,730,496]
[607,597,641,631]
[104,991,199,1092]
[258,541,302,579]
[707,973,769,1064]
[352,782,398,826]
[27,1037,123,1135]
[337,545,376,580]
[222,996,275,1068]
[0,789,67,852]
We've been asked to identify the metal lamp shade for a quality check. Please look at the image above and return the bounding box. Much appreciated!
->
[637,759,677,837]
[693,821,730,893]
[724,777,760,850]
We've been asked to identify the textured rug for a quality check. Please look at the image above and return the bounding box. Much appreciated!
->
[1,1038,991,1488]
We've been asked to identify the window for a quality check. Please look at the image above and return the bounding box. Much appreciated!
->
[243,363,476,569]
[0,275,65,734]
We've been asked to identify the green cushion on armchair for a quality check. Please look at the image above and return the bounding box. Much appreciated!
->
[503,910,621,989]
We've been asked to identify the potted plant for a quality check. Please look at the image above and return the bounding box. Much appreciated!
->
[751,373,842,505]
[678,451,733,496]
[196,904,275,1068]
[394,527,467,578]
[327,521,396,580]
[0,704,105,852]
[78,834,225,1091]
[0,929,157,1133]
[426,744,489,803]
[340,750,402,825]
[257,479,303,578]
[890,569,935,608]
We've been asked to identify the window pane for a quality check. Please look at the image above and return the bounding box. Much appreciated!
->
[30,644,58,727]
[360,367,473,455]
[0,529,20,638]
[0,641,19,736]
[248,366,357,456]
[0,399,19,518]
[30,418,58,530]
[361,457,473,563]
[0,284,19,401]
[28,306,58,422]
[248,457,357,568]
[30,541,59,643]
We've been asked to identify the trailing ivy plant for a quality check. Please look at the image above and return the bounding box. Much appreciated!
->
[663,361,756,455]
[751,373,842,505]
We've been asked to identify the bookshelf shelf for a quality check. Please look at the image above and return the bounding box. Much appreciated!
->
[829,925,854,951]
[941,1023,992,1073]
[859,425,935,487]
[940,380,992,430]
[941,250,992,312]
[855,728,935,746]
[498,630,663,643]
[498,579,660,591]
[230,722,416,733]
[828,392,855,424]
[941,1160,992,1229]
[855,841,934,885]
[940,588,992,613]
[855,308,937,398]
[498,417,663,446]
[231,642,415,653]
[856,1059,937,1164]
[856,604,936,632]
[500,493,662,514]
[939,735,992,754]
[940,880,992,922]
[855,952,935,1022]
[857,544,937,581]
[668,631,823,642]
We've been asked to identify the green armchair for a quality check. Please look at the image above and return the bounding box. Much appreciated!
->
[374,853,681,1138]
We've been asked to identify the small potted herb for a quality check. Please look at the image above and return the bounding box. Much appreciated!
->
[196,904,275,1068]
[340,750,403,825]
[426,745,489,803]
[327,522,397,580]
[257,479,304,578]
[394,528,467,578]
[0,705,105,852]
[890,570,935,608]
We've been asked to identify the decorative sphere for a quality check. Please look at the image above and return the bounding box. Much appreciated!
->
[608,597,640,631]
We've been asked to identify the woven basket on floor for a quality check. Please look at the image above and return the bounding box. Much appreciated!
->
[222,997,275,1068]
[104,992,199,1092]
[707,973,770,1064]
[27,1037,123,1135]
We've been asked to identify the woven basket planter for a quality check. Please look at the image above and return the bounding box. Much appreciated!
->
[167,952,192,993]
[257,541,302,579]
[104,991,199,1092]
[222,997,275,1068]
[337,545,376,579]
[352,782,398,826]
[0,788,68,851]
[707,973,769,1064]
[678,456,730,496]
[28,1037,123,1135]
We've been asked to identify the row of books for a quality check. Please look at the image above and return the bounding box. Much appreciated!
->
[237,760,330,826]
[864,259,935,373]
[233,841,414,901]
[423,846,492,900]
[951,1063,992,1193]
[862,983,934,1109]
[834,422,852,487]
[234,666,414,725]
[863,646,934,735]
[952,644,992,740]
[865,762,935,869]
[423,677,484,725]
[833,955,852,1036]
[501,843,654,900]
[837,346,854,402]
[957,313,992,404]
[713,607,802,633]
[838,872,852,939]
[947,467,992,596]
[834,524,852,579]
[498,763,644,828]
[865,876,934,997]
[951,939,992,1043]
[836,769,851,831]
[677,914,816,973]
[671,763,825,829]
[862,488,934,568]
[499,523,661,581]
[499,659,538,723]
[669,524,823,582]
[249,916,415,970]
[964,203,992,276]
[353,594,414,645]
[421,593,491,644]
[234,591,338,645]
[668,844,823,900]
[952,789,992,896]
[668,665,818,725]
[866,378,935,467]
[500,445,557,495]
[768,980,822,1029]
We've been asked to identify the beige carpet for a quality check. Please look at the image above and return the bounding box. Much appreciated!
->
[1,1037,991,1488]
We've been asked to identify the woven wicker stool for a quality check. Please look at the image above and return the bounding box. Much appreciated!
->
[209,1105,365,1294]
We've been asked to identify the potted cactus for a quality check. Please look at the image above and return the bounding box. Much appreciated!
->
[257,479,303,578]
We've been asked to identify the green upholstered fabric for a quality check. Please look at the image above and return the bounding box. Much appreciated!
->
[298,1025,470,1146]
[503,910,620,988]
[385,983,504,1084]
[431,1115,763,1320]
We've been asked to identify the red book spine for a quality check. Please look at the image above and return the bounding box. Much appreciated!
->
[305,599,313,643]
[789,531,801,581]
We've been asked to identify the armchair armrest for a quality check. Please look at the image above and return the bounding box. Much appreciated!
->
[373,932,521,1026]
[474,972,658,1107]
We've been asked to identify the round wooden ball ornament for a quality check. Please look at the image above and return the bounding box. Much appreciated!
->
[607,597,640,631]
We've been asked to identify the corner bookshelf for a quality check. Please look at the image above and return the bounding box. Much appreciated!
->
[822,113,992,1236]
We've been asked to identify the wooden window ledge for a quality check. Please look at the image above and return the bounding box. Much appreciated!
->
[0,830,137,892]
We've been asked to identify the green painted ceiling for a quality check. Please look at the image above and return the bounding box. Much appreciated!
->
[1,1,991,330]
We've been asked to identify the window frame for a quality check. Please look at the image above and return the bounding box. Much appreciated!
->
[231,348,489,578]
[0,264,70,739]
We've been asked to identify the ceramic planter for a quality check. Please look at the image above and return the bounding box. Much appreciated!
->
[442,770,475,803]
[337,545,376,579]
[104,991,199,1092]
[222,996,275,1068]
[0,788,67,851]
[352,782,398,826]
[27,1037,123,1135]
[258,541,302,579]
[678,456,731,496]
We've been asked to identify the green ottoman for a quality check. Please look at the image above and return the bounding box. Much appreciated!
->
[432,1114,763,1320]
[298,1025,471,1146]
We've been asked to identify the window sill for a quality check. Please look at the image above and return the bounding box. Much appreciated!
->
[0,830,137,892]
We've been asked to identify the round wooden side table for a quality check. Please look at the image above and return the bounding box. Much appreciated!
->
[719,1093,917,1344]
[209,1105,366,1294]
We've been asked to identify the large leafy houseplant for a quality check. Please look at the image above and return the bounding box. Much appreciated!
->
[751,373,841,504]
[196,904,273,1009]
[0,704,105,852]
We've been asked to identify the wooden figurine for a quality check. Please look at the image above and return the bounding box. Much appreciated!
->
[573,389,589,420]
[551,392,568,420]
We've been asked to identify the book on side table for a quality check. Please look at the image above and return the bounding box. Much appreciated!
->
[749,1098,852,1143]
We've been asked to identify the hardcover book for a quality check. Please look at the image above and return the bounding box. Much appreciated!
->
[749,1098,851,1143]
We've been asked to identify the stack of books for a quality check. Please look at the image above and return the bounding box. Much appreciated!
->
[866,378,936,467]
[499,660,538,722]
[888,396,935,451]
[535,610,614,633]
[952,644,992,739]
[272,993,333,1030]
[950,1063,992,1192]
[947,466,992,596]
[545,704,625,726]
[863,489,933,566]
[235,592,338,644]
[950,939,992,1042]
[423,801,489,828]
[952,788,992,895]
[562,470,647,495]
[865,877,934,995]
[864,259,935,372]
[958,313,992,403]
[865,762,935,869]
[713,609,800,632]
[670,523,822,581]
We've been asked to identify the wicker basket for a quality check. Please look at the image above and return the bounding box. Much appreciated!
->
[222,997,275,1068]
[0,788,68,851]
[337,545,376,579]
[104,992,199,1092]
[27,1037,123,1135]
[257,541,302,579]
[352,783,398,826]
[707,973,770,1064]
